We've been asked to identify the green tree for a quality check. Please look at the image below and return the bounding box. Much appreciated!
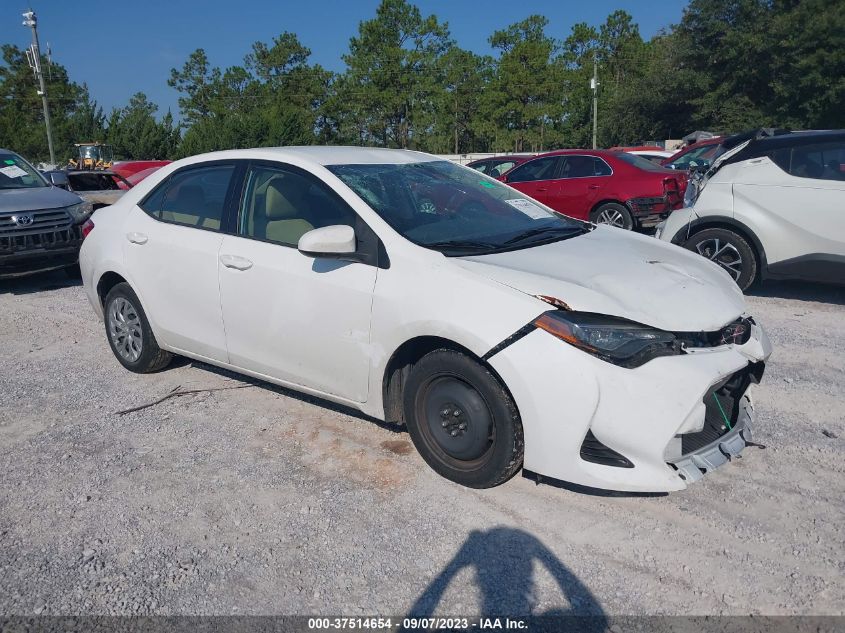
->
[170,33,331,156]
[0,45,105,163]
[434,48,493,153]
[106,92,178,159]
[488,15,564,152]
[333,0,452,148]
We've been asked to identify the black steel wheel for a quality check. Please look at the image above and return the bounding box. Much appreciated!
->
[403,349,523,488]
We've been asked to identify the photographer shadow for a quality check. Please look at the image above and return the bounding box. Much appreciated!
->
[405,527,608,631]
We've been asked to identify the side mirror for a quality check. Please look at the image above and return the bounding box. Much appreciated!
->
[47,171,69,189]
[298,225,357,259]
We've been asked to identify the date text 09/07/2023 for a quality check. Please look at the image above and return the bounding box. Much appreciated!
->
[307,617,528,630]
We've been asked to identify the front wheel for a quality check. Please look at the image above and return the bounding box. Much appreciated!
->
[684,228,757,290]
[403,349,523,488]
[590,202,634,230]
[104,282,172,373]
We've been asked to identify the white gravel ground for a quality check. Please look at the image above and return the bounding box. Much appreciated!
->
[0,272,843,617]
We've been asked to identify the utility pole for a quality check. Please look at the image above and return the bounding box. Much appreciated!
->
[590,53,599,150]
[22,9,56,165]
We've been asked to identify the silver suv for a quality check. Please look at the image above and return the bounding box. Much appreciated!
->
[0,149,92,279]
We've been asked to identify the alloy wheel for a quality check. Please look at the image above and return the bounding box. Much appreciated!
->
[107,297,143,362]
[695,238,743,281]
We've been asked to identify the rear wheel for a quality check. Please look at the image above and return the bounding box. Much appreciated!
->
[590,202,634,230]
[403,349,523,488]
[684,227,757,291]
[104,282,172,373]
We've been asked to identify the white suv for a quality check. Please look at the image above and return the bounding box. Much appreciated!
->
[657,131,845,290]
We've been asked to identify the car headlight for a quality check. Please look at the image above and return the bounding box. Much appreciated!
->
[533,310,679,368]
[66,200,94,223]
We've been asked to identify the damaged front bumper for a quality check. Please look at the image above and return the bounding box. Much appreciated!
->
[668,391,755,484]
[488,316,772,493]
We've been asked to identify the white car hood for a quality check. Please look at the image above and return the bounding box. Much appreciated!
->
[454,226,745,332]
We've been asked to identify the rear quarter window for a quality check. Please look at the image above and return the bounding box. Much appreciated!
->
[770,142,845,181]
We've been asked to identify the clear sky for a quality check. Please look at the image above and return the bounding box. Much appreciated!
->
[1,1,688,120]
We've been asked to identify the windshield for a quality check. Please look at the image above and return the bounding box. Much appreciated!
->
[0,153,47,189]
[666,144,718,170]
[328,160,587,256]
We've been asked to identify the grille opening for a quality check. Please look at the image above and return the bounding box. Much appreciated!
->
[580,430,634,468]
[678,363,761,455]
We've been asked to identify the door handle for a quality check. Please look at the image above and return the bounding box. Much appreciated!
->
[588,185,600,190]
[219,254,253,271]
[536,187,549,192]
[126,232,148,244]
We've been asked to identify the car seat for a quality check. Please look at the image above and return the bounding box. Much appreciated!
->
[261,174,314,245]
[161,184,220,229]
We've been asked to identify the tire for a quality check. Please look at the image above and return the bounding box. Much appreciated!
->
[403,349,523,488]
[103,282,172,373]
[590,202,634,230]
[683,227,757,291]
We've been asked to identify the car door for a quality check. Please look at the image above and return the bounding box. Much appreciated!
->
[217,162,378,403]
[123,162,238,362]
[543,155,611,220]
[734,141,845,269]
[503,156,561,206]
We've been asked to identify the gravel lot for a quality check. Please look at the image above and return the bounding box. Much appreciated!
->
[1,272,843,617]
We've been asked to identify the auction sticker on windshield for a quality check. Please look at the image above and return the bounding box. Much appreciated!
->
[0,165,28,179]
[505,198,554,220]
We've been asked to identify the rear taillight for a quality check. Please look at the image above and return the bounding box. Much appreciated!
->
[81,219,95,238]
[663,177,683,210]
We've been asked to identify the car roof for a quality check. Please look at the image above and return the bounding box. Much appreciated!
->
[534,149,607,158]
[721,130,845,167]
[468,155,531,163]
[184,146,442,167]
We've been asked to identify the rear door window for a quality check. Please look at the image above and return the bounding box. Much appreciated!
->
[558,156,611,178]
[770,142,845,181]
[141,165,236,231]
[489,160,516,177]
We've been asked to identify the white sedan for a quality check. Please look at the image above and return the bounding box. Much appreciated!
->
[80,147,772,492]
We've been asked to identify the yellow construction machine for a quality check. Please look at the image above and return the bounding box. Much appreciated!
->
[68,142,114,170]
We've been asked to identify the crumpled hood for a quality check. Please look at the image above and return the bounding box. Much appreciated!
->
[0,186,82,213]
[454,226,745,332]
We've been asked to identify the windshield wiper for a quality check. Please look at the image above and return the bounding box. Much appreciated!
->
[501,225,587,246]
[426,239,501,253]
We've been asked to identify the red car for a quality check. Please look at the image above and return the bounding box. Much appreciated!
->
[661,137,723,171]
[466,155,534,178]
[497,149,688,230]
[111,160,171,180]
[125,166,166,187]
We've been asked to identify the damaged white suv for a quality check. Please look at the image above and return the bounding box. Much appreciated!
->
[80,147,771,493]
[657,130,845,290]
